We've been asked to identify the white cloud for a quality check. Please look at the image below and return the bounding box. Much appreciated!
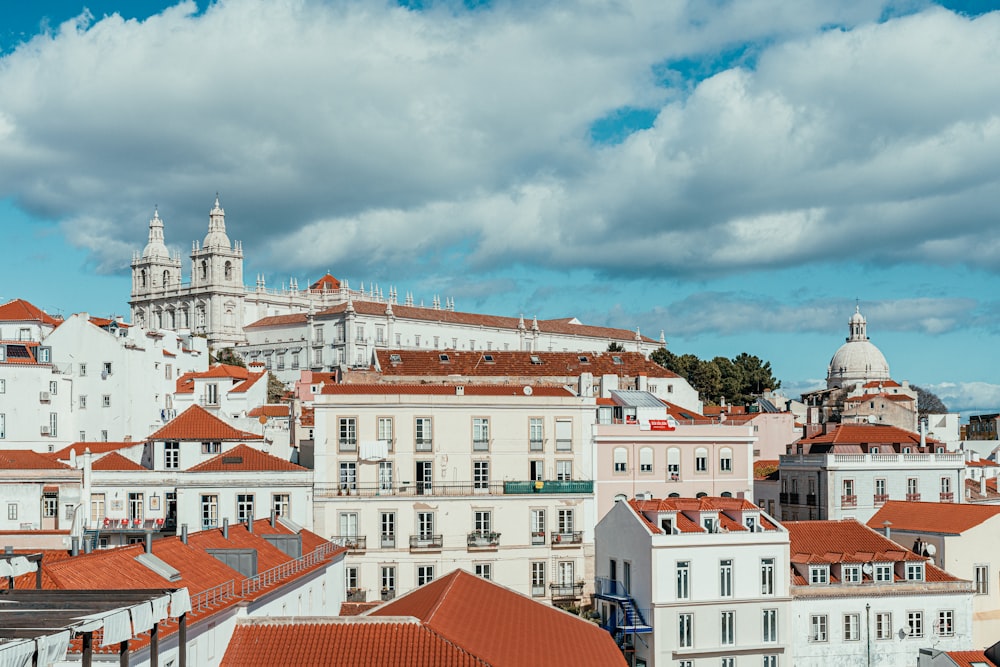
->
[925,381,1000,415]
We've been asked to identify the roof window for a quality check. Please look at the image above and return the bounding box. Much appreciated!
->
[612,355,623,365]
[483,354,494,363]
[530,355,542,365]
[439,354,450,363]
[389,354,402,363]
[578,355,589,363]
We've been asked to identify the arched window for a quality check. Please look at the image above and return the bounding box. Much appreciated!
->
[613,447,628,473]
[164,309,174,329]
[695,447,708,473]
[639,447,653,473]
[721,491,733,498]
[200,260,208,280]
[667,447,681,481]
[140,269,147,288]
[162,270,170,288]
[720,447,733,473]
[224,261,232,280]
[668,492,680,498]
[696,491,708,498]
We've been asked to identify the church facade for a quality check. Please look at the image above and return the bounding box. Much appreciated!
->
[130,198,664,375]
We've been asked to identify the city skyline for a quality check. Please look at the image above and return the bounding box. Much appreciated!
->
[2,1,1000,417]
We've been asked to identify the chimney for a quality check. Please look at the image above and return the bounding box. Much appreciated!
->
[455,385,465,396]
[247,518,254,534]
[982,475,987,497]
[920,420,926,449]
[145,532,153,554]
[223,518,229,539]
[181,523,188,544]
[270,510,277,528]
[70,536,79,557]
[882,520,892,541]
[83,539,92,554]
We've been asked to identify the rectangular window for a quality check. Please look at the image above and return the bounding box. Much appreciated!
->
[761,558,775,595]
[678,613,693,648]
[201,441,221,454]
[103,362,112,376]
[7,503,17,521]
[417,565,434,586]
[0,379,4,393]
[937,610,954,637]
[763,609,777,643]
[721,611,735,645]
[101,430,108,442]
[42,494,57,518]
[874,563,893,583]
[49,380,57,395]
[810,615,828,642]
[474,510,492,533]
[339,417,357,450]
[907,611,923,638]
[416,511,435,539]
[377,417,394,448]
[206,383,219,405]
[720,560,733,597]
[676,561,690,599]
[79,395,87,409]
[906,563,924,581]
[339,512,358,538]
[556,460,572,481]
[416,460,433,494]
[557,509,574,535]
[415,417,433,450]
[340,462,357,491]
[102,395,111,408]
[237,494,254,523]
[378,461,393,492]
[876,612,892,640]
[810,566,829,584]
[722,659,735,667]
[696,450,708,472]
[531,509,546,545]
[555,419,572,451]
[473,418,490,450]
[639,447,653,473]
[49,413,58,437]
[531,562,546,597]
[763,657,777,667]
[88,495,103,523]
[529,417,544,450]
[79,363,87,376]
[201,494,218,530]
[345,566,359,591]
[976,565,989,595]
[380,512,395,548]
[844,613,860,641]
[0,413,5,439]
[720,448,732,472]
[164,442,179,469]
[272,493,290,518]
[474,563,491,580]
[381,566,395,595]
[473,461,490,490]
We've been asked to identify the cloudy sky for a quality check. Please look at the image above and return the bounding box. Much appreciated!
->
[2,0,999,417]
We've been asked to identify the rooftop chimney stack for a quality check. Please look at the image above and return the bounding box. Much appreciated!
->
[223,518,229,540]
[882,520,892,541]
[270,510,277,528]
[145,532,153,554]
[70,536,79,557]
[181,524,188,544]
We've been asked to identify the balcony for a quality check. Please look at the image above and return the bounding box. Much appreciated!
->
[467,531,501,550]
[780,492,800,505]
[503,480,594,495]
[906,493,921,502]
[415,438,433,452]
[409,534,443,551]
[667,472,681,482]
[940,492,954,503]
[806,494,818,506]
[332,535,366,553]
[380,588,395,602]
[318,481,505,498]
[874,493,889,505]
[380,533,395,549]
[841,494,858,508]
[551,531,583,547]
[346,587,366,602]
[549,582,584,599]
[531,530,546,546]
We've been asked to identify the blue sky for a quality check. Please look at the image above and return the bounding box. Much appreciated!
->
[2,0,1000,417]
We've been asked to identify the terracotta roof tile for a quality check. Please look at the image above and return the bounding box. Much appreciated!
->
[321,383,575,397]
[0,298,61,325]
[372,570,627,667]
[373,350,676,379]
[338,602,383,616]
[946,651,991,667]
[799,423,940,448]
[754,460,780,480]
[229,371,266,393]
[91,452,146,471]
[222,619,490,667]
[309,274,342,291]
[0,450,72,470]
[248,405,291,418]
[147,405,262,441]
[966,459,999,467]
[866,500,1000,535]
[186,444,306,472]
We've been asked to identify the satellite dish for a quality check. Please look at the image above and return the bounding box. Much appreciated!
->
[862,563,874,575]
[523,386,533,396]
[924,543,937,557]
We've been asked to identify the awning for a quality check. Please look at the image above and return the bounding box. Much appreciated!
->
[42,486,58,493]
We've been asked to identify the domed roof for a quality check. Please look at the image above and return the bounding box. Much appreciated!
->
[142,209,169,259]
[203,195,231,249]
[826,307,890,388]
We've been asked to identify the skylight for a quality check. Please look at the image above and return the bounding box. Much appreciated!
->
[483,354,494,362]
[389,354,401,363]
[530,355,542,365]
[439,354,450,362]
[612,355,623,365]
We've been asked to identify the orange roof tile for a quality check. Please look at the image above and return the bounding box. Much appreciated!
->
[372,349,677,379]
[248,405,290,418]
[309,274,342,291]
[799,423,940,449]
[229,371,266,394]
[966,458,999,467]
[0,450,73,470]
[221,619,490,667]
[946,651,991,667]
[0,298,61,325]
[186,444,306,472]
[754,460,780,480]
[147,405,262,441]
[372,570,626,667]
[91,452,146,471]
[866,501,1000,535]
[321,383,575,398]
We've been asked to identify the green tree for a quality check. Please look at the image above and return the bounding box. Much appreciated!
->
[213,347,246,368]
[267,373,287,404]
[651,347,781,406]
[912,385,948,416]
[607,342,625,352]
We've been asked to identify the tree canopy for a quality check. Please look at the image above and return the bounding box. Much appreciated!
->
[651,348,781,407]
[912,385,948,416]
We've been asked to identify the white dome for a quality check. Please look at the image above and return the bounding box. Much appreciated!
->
[203,195,231,248]
[826,306,890,388]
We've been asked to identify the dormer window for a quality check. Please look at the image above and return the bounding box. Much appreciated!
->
[703,517,717,533]
[905,562,924,582]
[612,355,623,365]
[842,564,861,584]
[530,355,542,365]
[744,516,759,532]
[809,565,830,585]
[389,354,402,363]
[870,446,879,453]
[874,563,893,582]
[578,355,589,363]
[660,517,673,534]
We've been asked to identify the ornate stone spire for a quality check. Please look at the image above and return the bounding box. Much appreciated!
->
[203,194,231,249]
[142,207,169,259]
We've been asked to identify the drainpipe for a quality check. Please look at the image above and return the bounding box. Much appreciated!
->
[866,603,871,667]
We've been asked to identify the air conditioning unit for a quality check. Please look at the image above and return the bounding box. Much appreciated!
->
[39,391,51,402]
[40,425,51,436]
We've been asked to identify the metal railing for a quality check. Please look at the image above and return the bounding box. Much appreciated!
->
[242,540,340,596]
[940,492,954,502]
[191,579,236,612]
[346,588,366,602]
[331,535,366,552]
[467,531,501,549]
[551,531,583,546]
[874,494,889,505]
[841,494,858,508]
[409,534,443,550]
[380,533,395,549]
[906,493,922,502]
[503,480,593,494]
[549,582,584,598]
[531,531,546,545]
[318,481,505,497]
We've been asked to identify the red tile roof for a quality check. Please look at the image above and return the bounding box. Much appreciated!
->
[863,380,902,388]
[91,452,146,471]
[946,651,991,667]
[372,350,677,379]
[229,371,266,393]
[866,501,1000,535]
[629,497,765,534]
[221,619,490,667]
[338,602,383,616]
[147,405,262,441]
[754,460,780,480]
[309,274,342,291]
[966,458,999,467]
[186,444,306,472]
[0,298,61,325]
[321,384,576,398]
[372,570,627,667]
[799,423,939,448]
[50,441,139,459]
[0,450,72,470]
[248,405,291,418]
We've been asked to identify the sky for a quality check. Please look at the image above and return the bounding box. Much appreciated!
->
[2,0,1000,418]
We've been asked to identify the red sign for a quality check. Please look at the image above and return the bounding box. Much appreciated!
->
[648,419,676,431]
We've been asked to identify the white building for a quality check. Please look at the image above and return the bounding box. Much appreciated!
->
[311,382,597,605]
[0,450,82,539]
[594,496,791,667]
[778,423,965,522]
[785,519,974,667]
